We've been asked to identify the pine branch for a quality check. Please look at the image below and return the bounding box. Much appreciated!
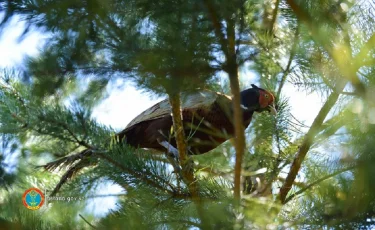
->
[22,98,182,198]
[278,0,368,204]
[279,80,347,203]
[97,151,178,195]
[284,0,366,98]
[43,118,93,149]
[284,165,357,204]
[29,108,179,196]
[11,112,78,143]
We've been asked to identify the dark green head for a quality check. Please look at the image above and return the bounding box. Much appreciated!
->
[240,84,277,115]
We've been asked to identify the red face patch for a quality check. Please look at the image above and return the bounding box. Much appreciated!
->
[259,90,274,108]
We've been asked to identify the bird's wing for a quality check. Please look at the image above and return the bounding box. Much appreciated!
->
[124,98,171,129]
[123,90,230,131]
[181,90,227,110]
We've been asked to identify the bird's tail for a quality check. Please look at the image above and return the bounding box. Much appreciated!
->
[40,132,127,196]
[39,148,96,196]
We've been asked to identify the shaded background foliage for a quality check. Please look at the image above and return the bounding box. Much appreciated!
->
[0,0,375,229]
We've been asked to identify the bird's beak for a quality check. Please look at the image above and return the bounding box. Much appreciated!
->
[268,104,277,116]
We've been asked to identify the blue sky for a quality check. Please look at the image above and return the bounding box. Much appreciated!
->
[0,17,324,217]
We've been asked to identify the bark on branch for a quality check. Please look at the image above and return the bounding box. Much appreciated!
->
[168,93,209,228]
[169,94,190,169]
[226,16,245,201]
[230,70,245,201]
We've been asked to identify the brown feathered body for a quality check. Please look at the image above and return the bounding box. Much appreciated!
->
[43,87,275,196]
[117,90,254,155]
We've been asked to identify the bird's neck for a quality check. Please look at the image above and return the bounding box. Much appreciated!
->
[240,89,259,110]
[239,89,258,128]
[242,109,254,128]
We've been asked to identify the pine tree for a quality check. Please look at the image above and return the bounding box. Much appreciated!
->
[1,0,375,229]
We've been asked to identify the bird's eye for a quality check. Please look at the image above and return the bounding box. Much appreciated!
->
[264,94,269,99]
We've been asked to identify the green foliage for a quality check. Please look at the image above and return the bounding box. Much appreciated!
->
[1,0,375,229]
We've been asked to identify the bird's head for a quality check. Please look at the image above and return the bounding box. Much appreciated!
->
[240,84,277,115]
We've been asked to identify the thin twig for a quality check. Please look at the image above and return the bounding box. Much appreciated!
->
[62,123,92,148]
[203,0,229,57]
[290,113,310,128]
[40,116,93,149]
[276,23,300,98]
[235,0,246,56]
[79,214,97,229]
